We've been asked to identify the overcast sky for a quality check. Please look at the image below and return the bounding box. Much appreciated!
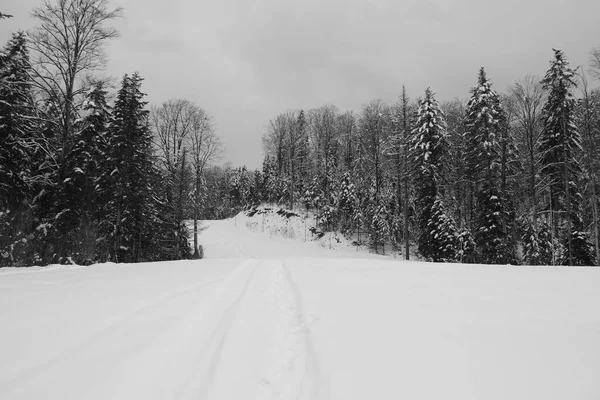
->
[2,0,600,170]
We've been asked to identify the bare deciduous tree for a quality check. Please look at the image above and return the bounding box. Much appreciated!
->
[151,99,197,174]
[508,75,545,227]
[262,113,289,175]
[187,108,222,257]
[590,47,600,80]
[150,99,222,258]
[358,100,389,198]
[29,0,122,155]
[309,105,339,199]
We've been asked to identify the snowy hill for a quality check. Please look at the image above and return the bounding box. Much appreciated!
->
[1,217,599,399]
[218,204,416,258]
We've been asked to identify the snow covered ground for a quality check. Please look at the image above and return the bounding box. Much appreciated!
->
[236,205,414,257]
[1,216,600,399]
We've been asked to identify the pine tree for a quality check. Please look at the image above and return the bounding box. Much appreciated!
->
[370,199,390,254]
[457,229,476,264]
[521,217,552,265]
[427,197,458,262]
[99,73,156,263]
[262,156,279,204]
[249,170,262,205]
[411,88,457,262]
[338,171,359,232]
[539,49,595,266]
[465,68,515,264]
[352,195,366,245]
[0,32,35,266]
[63,82,112,262]
[296,110,310,197]
[475,184,513,264]
[560,230,595,266]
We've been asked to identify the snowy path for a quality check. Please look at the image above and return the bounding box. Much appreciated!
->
[1,217,600,399]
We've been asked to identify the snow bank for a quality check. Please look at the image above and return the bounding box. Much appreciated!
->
[236,204,402,255]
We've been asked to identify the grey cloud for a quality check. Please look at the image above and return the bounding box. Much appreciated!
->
[3,0,600,170]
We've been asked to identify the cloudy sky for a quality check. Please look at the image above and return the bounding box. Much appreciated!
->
[2,0,600,169]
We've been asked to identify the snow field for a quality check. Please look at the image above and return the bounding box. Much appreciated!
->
[289,260,600,399]
[1,217,600,399]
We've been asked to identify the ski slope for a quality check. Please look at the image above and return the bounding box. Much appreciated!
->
[1,217,600,400]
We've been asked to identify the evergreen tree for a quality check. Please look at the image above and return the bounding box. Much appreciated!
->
[99,73,157,263]
[457,229,476,264]
[411,88,457,262]
[295,110,310,194]
[338,171,358,232]
[262,156,279,203]
[521,217,553,265]
[560,231,595,266]
[370,199,390,254]
[52,82,112,263]
[427,197,458,262]
[351,194,366,245]
[465,68,515,264]
[539,49,594,265]
[249,170,263,205]
[475,184,513,264]
[0,32,35,266]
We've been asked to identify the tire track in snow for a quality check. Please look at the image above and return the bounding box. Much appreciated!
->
[175,260,258,400]
[0,275,226,392]
[236,243,257,259]
[258,261,326,400]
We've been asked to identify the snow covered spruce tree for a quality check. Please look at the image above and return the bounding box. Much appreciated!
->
[295,109,310,201]
[338,171,359,233]
[370,196,390,254]
[62,82,112,263]
[539,49,595,266]
[261,156,280,204]
[98,73,170,263]
[0,32,36,266]
[411,88,457,262]
[464,68,516,264]
[520,217,552,265]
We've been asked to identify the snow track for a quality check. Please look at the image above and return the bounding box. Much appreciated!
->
[257,261,325,400]
[176,260,257,400]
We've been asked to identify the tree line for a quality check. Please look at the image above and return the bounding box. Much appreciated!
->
[249,49,600,265]
[0,0,222,266]
[3,1,600,267]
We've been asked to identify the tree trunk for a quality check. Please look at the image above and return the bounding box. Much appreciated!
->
[527,115,538,228]
[592,187,600,265]
[564,159,573,265]
[402,87,410,260]
[563,112,573,266]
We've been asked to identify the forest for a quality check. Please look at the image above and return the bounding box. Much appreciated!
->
[253,52,600,266]
[0,1,225,266]
[2,0,600,267]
